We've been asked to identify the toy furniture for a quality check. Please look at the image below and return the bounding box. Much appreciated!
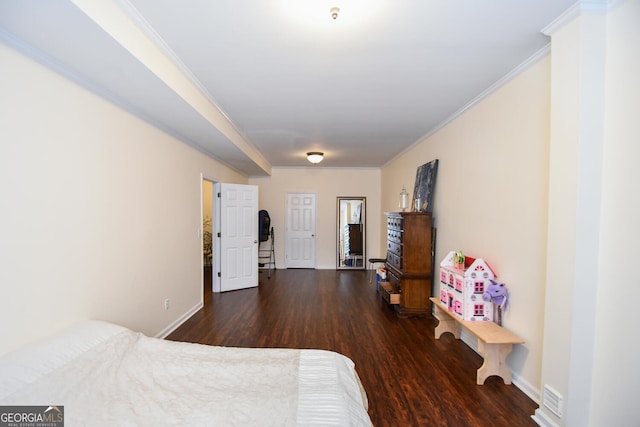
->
[439,251,496,321]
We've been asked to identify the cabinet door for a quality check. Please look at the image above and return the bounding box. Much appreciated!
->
[402,214,432,274]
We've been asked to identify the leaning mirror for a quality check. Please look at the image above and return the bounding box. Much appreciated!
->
[337,197,366,270]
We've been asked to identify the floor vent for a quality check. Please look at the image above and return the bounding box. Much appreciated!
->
[543,385,563,418]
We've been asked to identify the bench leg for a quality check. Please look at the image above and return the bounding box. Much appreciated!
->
[433,307,461,339]
[476,342,513,385]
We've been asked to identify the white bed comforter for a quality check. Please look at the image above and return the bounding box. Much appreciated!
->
[0,321,372,426]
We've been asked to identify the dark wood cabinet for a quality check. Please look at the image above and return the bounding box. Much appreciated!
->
[381,212,433,317]
[345,224,363,255]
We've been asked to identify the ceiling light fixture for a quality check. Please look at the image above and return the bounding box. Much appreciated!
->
[330,6,340,20]
[306,152,324,164]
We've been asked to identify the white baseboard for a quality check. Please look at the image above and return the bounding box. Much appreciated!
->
[531,408,560,427]
[155,301,203,339]
[511,371,540,405]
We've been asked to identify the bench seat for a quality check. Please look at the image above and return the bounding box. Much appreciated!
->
[429,297,524,385]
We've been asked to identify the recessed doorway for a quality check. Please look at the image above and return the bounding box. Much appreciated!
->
[202,178,215,294]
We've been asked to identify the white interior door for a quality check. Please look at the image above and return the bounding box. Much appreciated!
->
[216,183,259,292]
[285,192,316,268]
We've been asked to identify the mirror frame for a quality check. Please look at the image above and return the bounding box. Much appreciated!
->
[336,197,366,270]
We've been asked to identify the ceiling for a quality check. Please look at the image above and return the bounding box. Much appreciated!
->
[0,0,576,176]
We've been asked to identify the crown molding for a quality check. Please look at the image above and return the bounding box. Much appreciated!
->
[0,26,253,177]
[114,0,218,110]
[384,44,551,169]
[114,0,263,166]
[541,0,625,36]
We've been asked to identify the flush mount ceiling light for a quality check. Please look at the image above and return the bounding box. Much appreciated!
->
[306,152,324,164]
[284,0,384,28]
[284,0,383,29]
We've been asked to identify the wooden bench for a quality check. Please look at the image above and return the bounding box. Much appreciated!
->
[429,297,524,385]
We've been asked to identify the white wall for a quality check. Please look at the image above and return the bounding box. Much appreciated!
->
[537,1,640,426]
[382,55,551,397]
[249,168,382,269]
[0,43,247,356]
[538,8,608,426]
[590,1,640,424]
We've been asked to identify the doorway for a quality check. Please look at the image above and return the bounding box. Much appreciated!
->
[202,178,215,294]
[285,192,317,268]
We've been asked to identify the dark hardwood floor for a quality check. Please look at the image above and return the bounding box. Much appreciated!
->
[168,269,538,427]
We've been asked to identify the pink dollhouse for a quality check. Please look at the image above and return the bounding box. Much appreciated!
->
[439,251,496,321]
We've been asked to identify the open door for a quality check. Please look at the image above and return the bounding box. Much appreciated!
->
[214,183,259,292]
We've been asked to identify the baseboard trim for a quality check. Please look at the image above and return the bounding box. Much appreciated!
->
[531,408,560,427]
[511,371,540,405]
[155,301,203,339]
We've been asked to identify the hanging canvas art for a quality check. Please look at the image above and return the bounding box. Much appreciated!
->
[413,159,439,212]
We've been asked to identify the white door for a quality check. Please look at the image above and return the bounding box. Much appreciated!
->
[216,183,259,292]
[285,193,316,268]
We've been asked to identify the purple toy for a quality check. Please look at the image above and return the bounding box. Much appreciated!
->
[482,280,509,326]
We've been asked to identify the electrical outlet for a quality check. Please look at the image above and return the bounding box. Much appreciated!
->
[164,299,170,310]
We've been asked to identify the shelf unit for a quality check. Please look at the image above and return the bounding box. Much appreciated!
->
[379,212,433,317]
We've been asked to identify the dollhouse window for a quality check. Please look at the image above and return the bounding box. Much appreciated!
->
[473,281,484,294]
[474,304,484,316]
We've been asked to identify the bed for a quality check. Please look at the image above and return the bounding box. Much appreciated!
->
[0,320,372,426]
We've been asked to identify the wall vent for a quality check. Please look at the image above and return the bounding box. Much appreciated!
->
[543,385,564,418]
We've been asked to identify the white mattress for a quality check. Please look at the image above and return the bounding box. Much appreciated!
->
[0,320,372,426]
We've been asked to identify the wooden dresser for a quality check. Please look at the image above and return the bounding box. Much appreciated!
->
[380,212,433,317]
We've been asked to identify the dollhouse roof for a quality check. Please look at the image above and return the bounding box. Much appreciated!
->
[466,258,497,278]
[440,250,497,277]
